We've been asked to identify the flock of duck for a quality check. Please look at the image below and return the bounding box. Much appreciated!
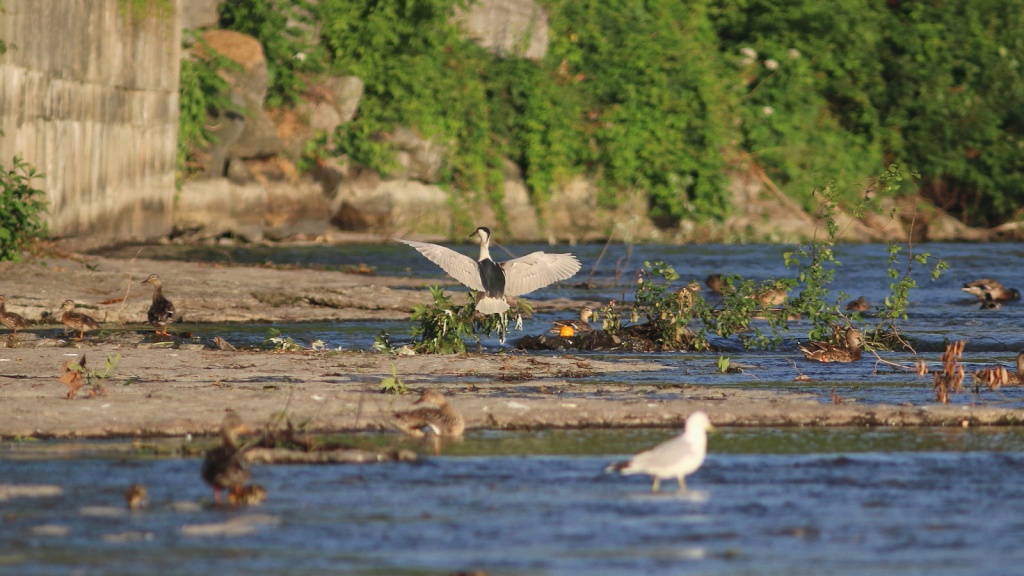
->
[0,273,175,341]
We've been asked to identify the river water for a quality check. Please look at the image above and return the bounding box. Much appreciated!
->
[2,240,1019,574]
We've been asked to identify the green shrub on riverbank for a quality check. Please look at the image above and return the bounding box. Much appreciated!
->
[199,0,1024,229]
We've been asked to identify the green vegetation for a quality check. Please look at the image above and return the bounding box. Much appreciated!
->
[404,286,530,354]
[185,0,1024,228]
[117,0,174,20]
[263,327,304,351]
[0,156,48,262]
[378,363,408,394]
[176,32,239,180]
[218,0,324,107]
[60,354,120,399]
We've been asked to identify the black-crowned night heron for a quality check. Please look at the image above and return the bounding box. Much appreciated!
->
[398,227,581,315]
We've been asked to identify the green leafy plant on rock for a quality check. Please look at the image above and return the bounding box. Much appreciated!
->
[378,363,408,395]
[409,286,529,354]
[0,155,48,262]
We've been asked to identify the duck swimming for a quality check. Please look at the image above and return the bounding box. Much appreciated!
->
[962,278,1020,302]
[201,411,252,505]
[394,389,465,439]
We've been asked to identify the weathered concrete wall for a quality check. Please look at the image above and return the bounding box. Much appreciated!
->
[0,0,181,240]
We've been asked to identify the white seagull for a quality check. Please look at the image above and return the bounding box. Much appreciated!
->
[607,411,715,492]
[398,227,581,315]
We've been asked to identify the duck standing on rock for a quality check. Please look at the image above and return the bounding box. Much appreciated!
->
[799,327,863,363]
[60,300,100,340]
[201,410,253,505]
[0,295,29,335]
[398,227,581,315]
[550,307,594,337]
[141,274,176,336]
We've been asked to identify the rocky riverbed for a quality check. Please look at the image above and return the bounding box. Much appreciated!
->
[1,250,1022,438]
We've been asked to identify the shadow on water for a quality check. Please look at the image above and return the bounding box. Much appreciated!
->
[4,427,1024,575]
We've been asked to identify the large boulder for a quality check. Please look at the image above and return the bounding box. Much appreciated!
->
[199,30,283,160]
[541,176,660,243]
[175,178,267,242]
[378,126,446,183]
[453,0,549,61]
[283,76,365,159]
[329,170,452,235]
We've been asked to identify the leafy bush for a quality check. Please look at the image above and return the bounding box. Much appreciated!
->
[408,286,528,354]
[177,32,238,180]
[191,0,1024,227]
[0,156,48,261]
[218,0,323,107]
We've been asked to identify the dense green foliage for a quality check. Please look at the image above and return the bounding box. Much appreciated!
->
[0,156,48,262]
[218,0,324,107]
[177,32,239,180]
[192,0,1024,227]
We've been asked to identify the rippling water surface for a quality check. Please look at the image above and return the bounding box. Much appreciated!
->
[3,428,1024,576]
[11,241,1012,574]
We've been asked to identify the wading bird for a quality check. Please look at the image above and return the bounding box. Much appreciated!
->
[607,411,714,492]
[141,274,176,336]
[398,227,581,315]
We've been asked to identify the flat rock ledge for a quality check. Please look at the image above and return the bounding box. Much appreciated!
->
[0,345,1021,439]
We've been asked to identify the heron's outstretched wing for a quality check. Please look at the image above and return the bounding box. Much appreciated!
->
[502,252,581,297]
[397,239,485,292]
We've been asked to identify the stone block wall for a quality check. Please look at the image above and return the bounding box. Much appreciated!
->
[0,0,181,240]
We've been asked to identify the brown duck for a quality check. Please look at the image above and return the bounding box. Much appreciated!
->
[845,296,870,312]
[201,411,252,504]
[799,327,863,363]
[227,484,267,506]
[124,484,148,511]
[141,274,176,336]
[962,279,1020,302]
[60,300,100,340]
[675,281,704,313]
[550,307,594,337]
[973,351,1024,387]
[0,295,29,334]
[705,274,725,294]
[394,389,465,439]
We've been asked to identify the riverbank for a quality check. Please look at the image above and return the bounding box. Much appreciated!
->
[2,250,1024,438]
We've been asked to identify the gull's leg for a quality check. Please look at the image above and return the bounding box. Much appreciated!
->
[677,476,687,491]
[651,477,660,492]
